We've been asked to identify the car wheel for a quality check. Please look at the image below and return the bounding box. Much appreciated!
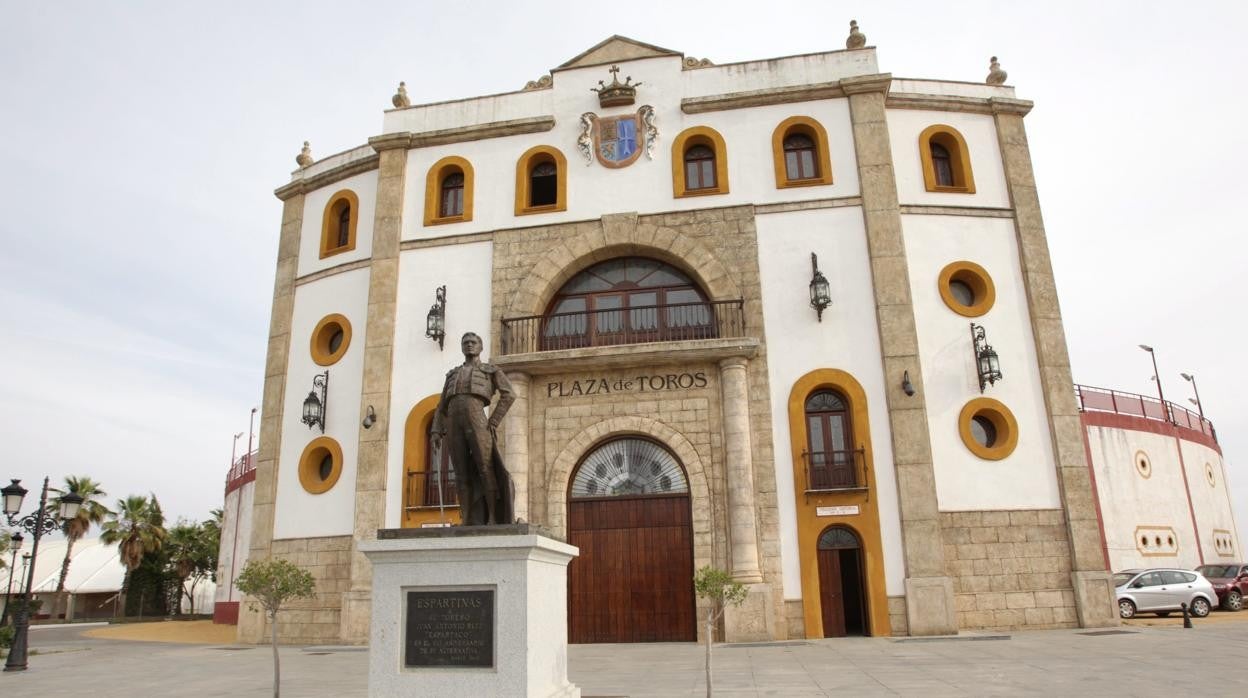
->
[1155,611,1171,617]
[1119,599,1136,619]
[1190,597,1211,618]
[1223,590,1243,612]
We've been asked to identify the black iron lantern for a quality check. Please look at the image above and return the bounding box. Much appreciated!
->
[301,371,329,433]
[809,253,831,321]
[971,323,1003,392]
[58,491,84,521]
[426,285,447,350]
[2,479,27,518]
[10,531,22,552]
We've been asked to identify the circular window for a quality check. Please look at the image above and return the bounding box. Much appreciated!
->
[1134,450,1152,479]
[958,398,1018,460]
[298,436,343,494]
[310,314,352,366]
[938,261,996,317]
[1205,463,1216,487]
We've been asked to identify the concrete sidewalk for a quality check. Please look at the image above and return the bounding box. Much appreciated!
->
[5,619,1248,696]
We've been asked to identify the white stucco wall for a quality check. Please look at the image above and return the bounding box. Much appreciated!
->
[904,214,1061,511]
[215,479,254,605]
[296,170,378,277]
[756,206,906,598]
[273,267,371,539]
[887,109,1009,208]
[1086,425,1202,571]
[1180,440,1242,561]
[384,242,496,528]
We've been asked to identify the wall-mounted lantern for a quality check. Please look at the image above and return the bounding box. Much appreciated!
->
[362,404,376,429]
[809,253,831,322]
[902,370,916,397]
[302,370,329,433]
[971,323,1002,392]
[426,285,447,350]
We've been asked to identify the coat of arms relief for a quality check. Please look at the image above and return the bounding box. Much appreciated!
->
[577,65,657,168]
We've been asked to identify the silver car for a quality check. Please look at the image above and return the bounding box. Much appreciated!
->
[1114,568,1217,619]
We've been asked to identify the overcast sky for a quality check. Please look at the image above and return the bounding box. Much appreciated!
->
[2,1,1244,548]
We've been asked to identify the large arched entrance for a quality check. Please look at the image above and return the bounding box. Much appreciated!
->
[817,526,868,637]
[567,437,696,643]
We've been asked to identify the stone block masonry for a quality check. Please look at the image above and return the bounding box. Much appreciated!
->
[941,510,1077,630]
[262,536,354,645]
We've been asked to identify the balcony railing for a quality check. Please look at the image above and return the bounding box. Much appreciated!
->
[405,469,458,509]
[500,299,746,355]
[802,448,867,492]
[1074,384,1216,443]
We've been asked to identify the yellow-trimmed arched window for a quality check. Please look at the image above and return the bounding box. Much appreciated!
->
[771,116,833,188]
[320,189,359,258]
[918,124,976,193]
[424,156,475,225]
[515,145,567,215]
[671,126,729,198]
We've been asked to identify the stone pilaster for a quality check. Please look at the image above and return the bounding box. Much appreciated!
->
[844,73,957,636]
[502,371,531,522]
[718,357,763,583]
[990,98,1117,628]
[340,140,409,643]
[238,191,305,644]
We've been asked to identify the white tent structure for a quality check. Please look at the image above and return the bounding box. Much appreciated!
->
[3,537,215,621]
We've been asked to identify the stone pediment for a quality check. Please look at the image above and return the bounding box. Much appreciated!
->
[558,35,680,70]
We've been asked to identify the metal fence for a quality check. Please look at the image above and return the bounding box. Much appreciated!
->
[1074,384,1216,442]
[500,299,746,355]
[802,449,867,492]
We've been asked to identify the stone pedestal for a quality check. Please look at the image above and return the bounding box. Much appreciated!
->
[360,524,580,698]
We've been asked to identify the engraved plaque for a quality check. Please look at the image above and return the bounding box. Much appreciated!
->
[404,589,494,668]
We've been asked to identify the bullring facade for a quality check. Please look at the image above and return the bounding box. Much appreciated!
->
[236,33,1223,646]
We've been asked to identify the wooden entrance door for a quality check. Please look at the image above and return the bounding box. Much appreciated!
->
[817,527,867,637]
[566,437,696,643]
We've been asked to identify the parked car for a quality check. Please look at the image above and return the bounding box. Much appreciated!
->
[1194,563,1248,611]
[1113,568,1217,619]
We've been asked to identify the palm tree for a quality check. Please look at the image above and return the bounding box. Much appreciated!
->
[100,494,167,611]
[51,476,111,592]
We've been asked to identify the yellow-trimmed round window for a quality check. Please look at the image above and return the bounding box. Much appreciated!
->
[938,261,995,317]
[958,397,1018,460]
[298,436,343,494]
[1134,450,1152,479]
[310,314,351,366]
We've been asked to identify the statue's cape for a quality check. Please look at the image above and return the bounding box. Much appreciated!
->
[491,442,515,525]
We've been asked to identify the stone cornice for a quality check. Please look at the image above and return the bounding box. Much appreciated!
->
[274,154,380,201]
[368,116,557,152]
[294,258,372,287]
[899,205,1014,218]
[681,74,892,114]
[887,92,1034,117]
[494,337,760,375]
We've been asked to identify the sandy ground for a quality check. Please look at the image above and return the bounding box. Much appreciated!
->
[1122,607,1248,627]
[82,619,238,644]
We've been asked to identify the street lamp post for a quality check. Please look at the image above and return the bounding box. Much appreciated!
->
[2,477,82,671]
[1181,372,1204,419]
[1,532,22,626]
[1138,344,1169,421]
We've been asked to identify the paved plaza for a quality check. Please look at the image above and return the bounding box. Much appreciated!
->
[4,617,1248,696]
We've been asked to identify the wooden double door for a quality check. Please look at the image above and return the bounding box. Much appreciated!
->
[567,493,696,643]
[817,526,868,637]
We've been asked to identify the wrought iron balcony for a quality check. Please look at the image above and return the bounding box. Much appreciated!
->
[500,299,745,355]
[405,469,458,509]
[802,448,867,493]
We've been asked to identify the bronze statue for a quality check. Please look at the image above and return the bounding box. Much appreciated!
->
[430,332,516,525]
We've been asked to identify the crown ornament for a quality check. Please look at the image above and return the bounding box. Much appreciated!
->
[591,65,641,108]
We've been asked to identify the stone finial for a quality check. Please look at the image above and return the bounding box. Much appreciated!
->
[986,56,1008,85]
[392,81,410,108]
[296,141,313,169]
[682,56,714,69]
[846,20,867,49]
[523,75,553,91]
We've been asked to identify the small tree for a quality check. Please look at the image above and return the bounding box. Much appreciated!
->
[236,558,316,698]
[693,566,748,698]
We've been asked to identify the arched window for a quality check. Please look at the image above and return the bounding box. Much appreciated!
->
[541,257,715,350]
[771,117,833,187]
[671,126,728,197]
[515,145,567,215]
[804,390,859,489]
[319,189,359,258]
[684,145,716,190]
[918,124,976,194]
[401,395,460,527]
[423,156,475,225]
[422,420,457,507]
[570,437,689,498]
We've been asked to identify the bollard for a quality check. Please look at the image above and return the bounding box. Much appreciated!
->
[1181,602,1192,629]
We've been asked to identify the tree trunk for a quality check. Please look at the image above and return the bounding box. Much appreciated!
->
[705,609,714,698]
[118,569,131,618]
[57,534,77,592]
[271,609,281,698]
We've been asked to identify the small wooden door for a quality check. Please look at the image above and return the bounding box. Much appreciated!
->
[817,526,867,637]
